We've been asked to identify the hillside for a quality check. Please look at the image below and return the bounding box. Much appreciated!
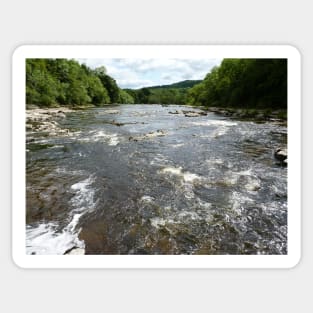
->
[146,80,202,90]
[124,80,201,104]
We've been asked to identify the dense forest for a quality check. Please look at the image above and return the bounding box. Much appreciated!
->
[187,59,287,109]
[26,58,287,110]
[26,59,134,107]
[124,80,201,105]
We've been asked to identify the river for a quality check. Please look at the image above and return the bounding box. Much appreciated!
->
[26,105,287,255]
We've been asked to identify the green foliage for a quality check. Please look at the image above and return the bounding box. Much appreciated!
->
[94,67,120,103]
[26,59,132,107]
[126,80,201,104]
[136,88,151,104]
[187,59,287,109]
[86,75,110,105]
[26,58,287,110]
[148,80,201,90]
[118,89,135,104]
[26,60,60,107]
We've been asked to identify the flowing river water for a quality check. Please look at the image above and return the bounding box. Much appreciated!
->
[26,105,287,255]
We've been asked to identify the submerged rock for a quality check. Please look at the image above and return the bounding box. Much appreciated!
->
[106,120,125,126]
[182,110,207,117]
[129,130,166,141]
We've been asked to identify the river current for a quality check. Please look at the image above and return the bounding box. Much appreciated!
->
[26,105,287,255]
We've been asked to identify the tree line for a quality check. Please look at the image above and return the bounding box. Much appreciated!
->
[187,59,287,109]
[26,59,134,107]
[125,80,201,105]
[26,58,287,110]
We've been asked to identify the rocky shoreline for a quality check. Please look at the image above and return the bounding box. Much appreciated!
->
[203,106,287,122]
[26,107,74,137]
[168,106,287,122]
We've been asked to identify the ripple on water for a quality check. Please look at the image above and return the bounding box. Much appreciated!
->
[160,166,201,183]
[160,166,202,199]
[140,195,155,203]
[192,120,238,127]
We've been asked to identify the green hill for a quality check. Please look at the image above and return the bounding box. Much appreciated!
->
[124,80,201,104]
[147,80,202,90]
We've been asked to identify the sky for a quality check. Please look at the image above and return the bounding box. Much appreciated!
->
[76,58,222,89]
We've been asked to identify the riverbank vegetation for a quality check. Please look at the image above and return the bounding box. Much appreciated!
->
[187,59,287,110]
[124,80,200,105]
[26,59,134,107]
[26,58,287,117]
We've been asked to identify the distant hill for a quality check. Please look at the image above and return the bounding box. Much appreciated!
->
[144,80,202,90]
[124,80,202,104]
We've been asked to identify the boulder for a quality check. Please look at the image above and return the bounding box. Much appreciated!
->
[184,112,201,117]
[182,110,207,117]
[274,148,287,165]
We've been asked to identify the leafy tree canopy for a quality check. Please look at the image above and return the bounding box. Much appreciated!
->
[187,59,287,109]
[26,59,134,107]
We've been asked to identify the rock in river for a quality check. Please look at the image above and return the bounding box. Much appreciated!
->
[274,148,287,165]
[129,129,166,141]
[182,110,207,117]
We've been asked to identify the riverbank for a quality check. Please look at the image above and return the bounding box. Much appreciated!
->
[26,104,287,120]
[26,107,74,137]
[202,106,287,122]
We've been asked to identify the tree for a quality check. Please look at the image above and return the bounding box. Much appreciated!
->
[26,60,60,106]
[118,90,135,104]
[94,67,120,103]
[26,59,121,107]
[187,59,287,109]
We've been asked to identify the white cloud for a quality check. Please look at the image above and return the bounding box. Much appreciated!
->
[76,58,221,88]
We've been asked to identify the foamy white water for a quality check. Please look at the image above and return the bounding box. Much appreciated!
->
[79,130,120,145]
[161,166,201,183]
[26,221,85,255]
[26,175,95,255]
[192,120,238,127]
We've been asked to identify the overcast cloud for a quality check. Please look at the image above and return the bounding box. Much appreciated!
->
[76,58,222,89]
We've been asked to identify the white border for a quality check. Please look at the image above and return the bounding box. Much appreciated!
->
[12,45,301,268]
